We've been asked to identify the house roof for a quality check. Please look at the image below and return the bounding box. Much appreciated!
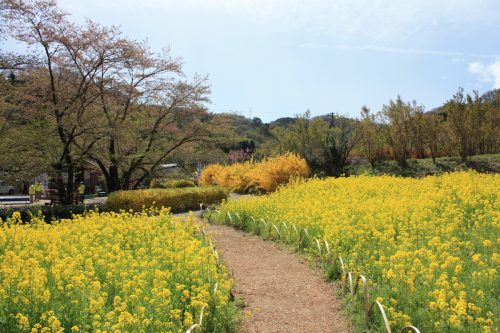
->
[160,163,180,169]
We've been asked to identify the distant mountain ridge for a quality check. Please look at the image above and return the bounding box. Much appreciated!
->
[268,117,296,128]
[481,88,500,102]
[428,88,499,114]
[231,89,500,129]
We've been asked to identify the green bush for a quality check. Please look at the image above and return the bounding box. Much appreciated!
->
[106,186,228,213]
[0,204,106,224]
[150,178,195,189]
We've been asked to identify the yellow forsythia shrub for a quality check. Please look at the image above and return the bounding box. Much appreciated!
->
[106,186,228,213]
[0,210,234,332]
[199,153,309,193]
[218,171,499,332]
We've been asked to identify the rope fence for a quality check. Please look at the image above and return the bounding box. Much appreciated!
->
[183,213,224,333]
[202,207,421,333]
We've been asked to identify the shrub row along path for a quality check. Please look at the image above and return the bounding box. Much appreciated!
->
[205,222,351,333]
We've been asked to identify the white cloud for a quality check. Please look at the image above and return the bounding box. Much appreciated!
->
[325,44,497,59]
[58,0,500,43]
[336,44,465,56]
[298,42,329,49]
[468,60,500,89]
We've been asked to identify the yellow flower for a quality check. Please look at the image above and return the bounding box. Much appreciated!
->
[16,313,29,330]
[218,171,500,332]
[0,211,233,332]
[448,314,461,328]
[183,311,193,328]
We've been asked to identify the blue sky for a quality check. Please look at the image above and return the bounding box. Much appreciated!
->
[6,0,500,122]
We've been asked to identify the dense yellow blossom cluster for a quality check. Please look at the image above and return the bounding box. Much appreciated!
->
[199,153,309,193]
[0,210,233,333]
[218,172,499,332]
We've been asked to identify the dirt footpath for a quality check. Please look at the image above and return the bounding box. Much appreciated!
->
[207,224,351,333]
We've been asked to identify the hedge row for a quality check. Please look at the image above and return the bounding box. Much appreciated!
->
[0,186,227,223]
[106,186,228,213]
[0,204,105,224]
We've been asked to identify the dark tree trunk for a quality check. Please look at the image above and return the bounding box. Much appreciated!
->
[122,173,131,190]
[369,157,376,170]
[64,161,74,205]
[460,150,467,163]
[106,138,121,193]
[108,164,120,192]
[53,163,66,203]
[428,144,437,165]
[397,156,408,169]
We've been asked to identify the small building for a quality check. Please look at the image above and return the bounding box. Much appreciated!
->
[159,163,189,176]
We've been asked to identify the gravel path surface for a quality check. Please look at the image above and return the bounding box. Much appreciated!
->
[207,224,351,333]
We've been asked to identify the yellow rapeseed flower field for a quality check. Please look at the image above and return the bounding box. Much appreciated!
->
[0,210,234,333]
[217,171,499,332]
